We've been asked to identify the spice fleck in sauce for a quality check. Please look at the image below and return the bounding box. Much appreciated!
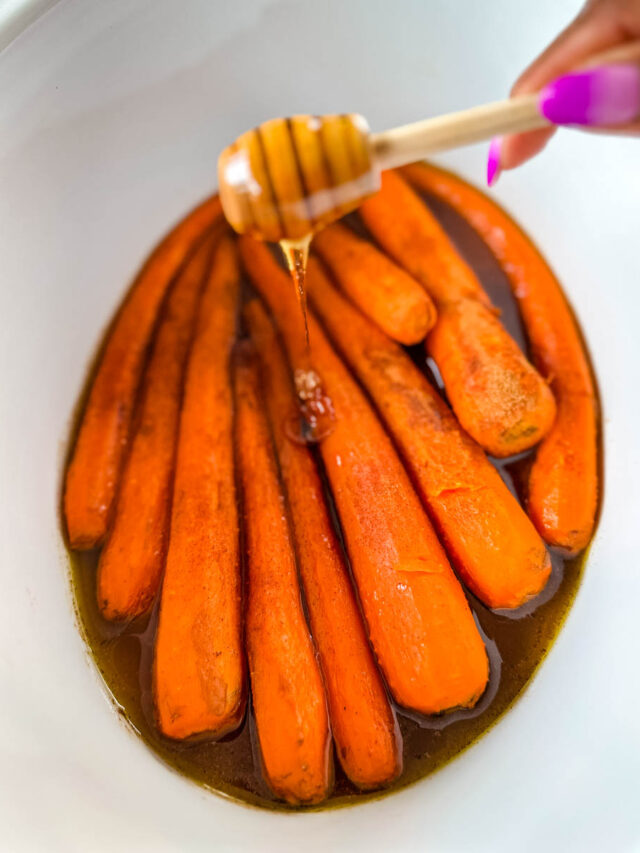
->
[67,169,600,811]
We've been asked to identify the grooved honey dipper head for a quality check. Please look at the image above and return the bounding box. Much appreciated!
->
[218,114,379,242]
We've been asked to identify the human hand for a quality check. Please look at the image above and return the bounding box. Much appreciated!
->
[487,0,640,185]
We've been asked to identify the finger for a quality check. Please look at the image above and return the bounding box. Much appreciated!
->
[576,119,640,135]
[499,116,640,177]
[499,127,556,171]
[489,1,640,180]
[494,60,640,179]
[512,0,632,96]
[488,1,618,179]
[539,62,640,127]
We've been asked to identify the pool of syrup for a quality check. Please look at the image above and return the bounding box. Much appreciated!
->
[68,172,599,811]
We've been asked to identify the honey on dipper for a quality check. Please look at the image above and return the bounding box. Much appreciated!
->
[218,113,378,441]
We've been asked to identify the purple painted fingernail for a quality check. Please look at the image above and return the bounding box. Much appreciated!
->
[539,64,640,126]
[486,136,502,187]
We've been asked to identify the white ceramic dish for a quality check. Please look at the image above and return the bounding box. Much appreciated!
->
[1,1,639,850]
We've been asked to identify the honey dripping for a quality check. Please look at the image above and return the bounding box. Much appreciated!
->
[280,236,335,444]
[280,237,311,349]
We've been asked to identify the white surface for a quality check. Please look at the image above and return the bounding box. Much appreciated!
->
[1,1,639,851]
[0,0,60,51]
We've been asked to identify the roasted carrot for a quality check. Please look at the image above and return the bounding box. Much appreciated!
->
[64,196,222,548]
[427,298,557,457]
[245,300,401,789]
[308,257,551,609]
[359,171,556,457]
[402,162,599,552]
[153,236,245,741]
[313,223,436,345]
[97,233,215,620]
[234,343,331,805]
[239,236,488,715]
[361,171,488,306]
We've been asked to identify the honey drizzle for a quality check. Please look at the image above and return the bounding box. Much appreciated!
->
[279,235,335,443]
[280,236,312,351]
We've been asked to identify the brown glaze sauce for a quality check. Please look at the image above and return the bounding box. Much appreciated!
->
[68,173,600,811]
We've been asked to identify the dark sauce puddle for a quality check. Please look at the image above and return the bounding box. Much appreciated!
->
[68,174,599,811]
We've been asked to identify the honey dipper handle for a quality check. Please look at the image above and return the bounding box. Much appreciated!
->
[371,94,546,170]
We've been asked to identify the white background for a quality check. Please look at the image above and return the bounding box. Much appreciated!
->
[1,1,639,850]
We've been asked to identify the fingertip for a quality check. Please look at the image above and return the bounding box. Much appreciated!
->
[486,137,502,187]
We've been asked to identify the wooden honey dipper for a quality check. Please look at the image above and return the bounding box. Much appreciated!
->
[217,98,548,242]
[218,40,640,242]
[216,97,552,442]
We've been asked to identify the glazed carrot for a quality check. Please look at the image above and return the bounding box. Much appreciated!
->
[360,171,488,305]
[64,196,222,548]
[360,171,556,457]
[426,298,557,457]
[245,300,401,789]
[313,223,436,344]
[239,236,488,715]
[97,234,215,620]
[234,344,331,805]
[402,162,598,552]
[308,257,551,609]
[153,236,245,741]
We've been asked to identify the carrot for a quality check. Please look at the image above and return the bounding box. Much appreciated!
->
[239,236,489,715]
[234,343,331,805]
[403,163,598,553]
[427,298,557,457]
[245,299,401,789]
[308,257,551,609]
[64,195,222,549]
[313,222,436,345]
[97,233,215,620]
[359,171,556,457]
[153,236,245,741]
[361,171,489,305]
